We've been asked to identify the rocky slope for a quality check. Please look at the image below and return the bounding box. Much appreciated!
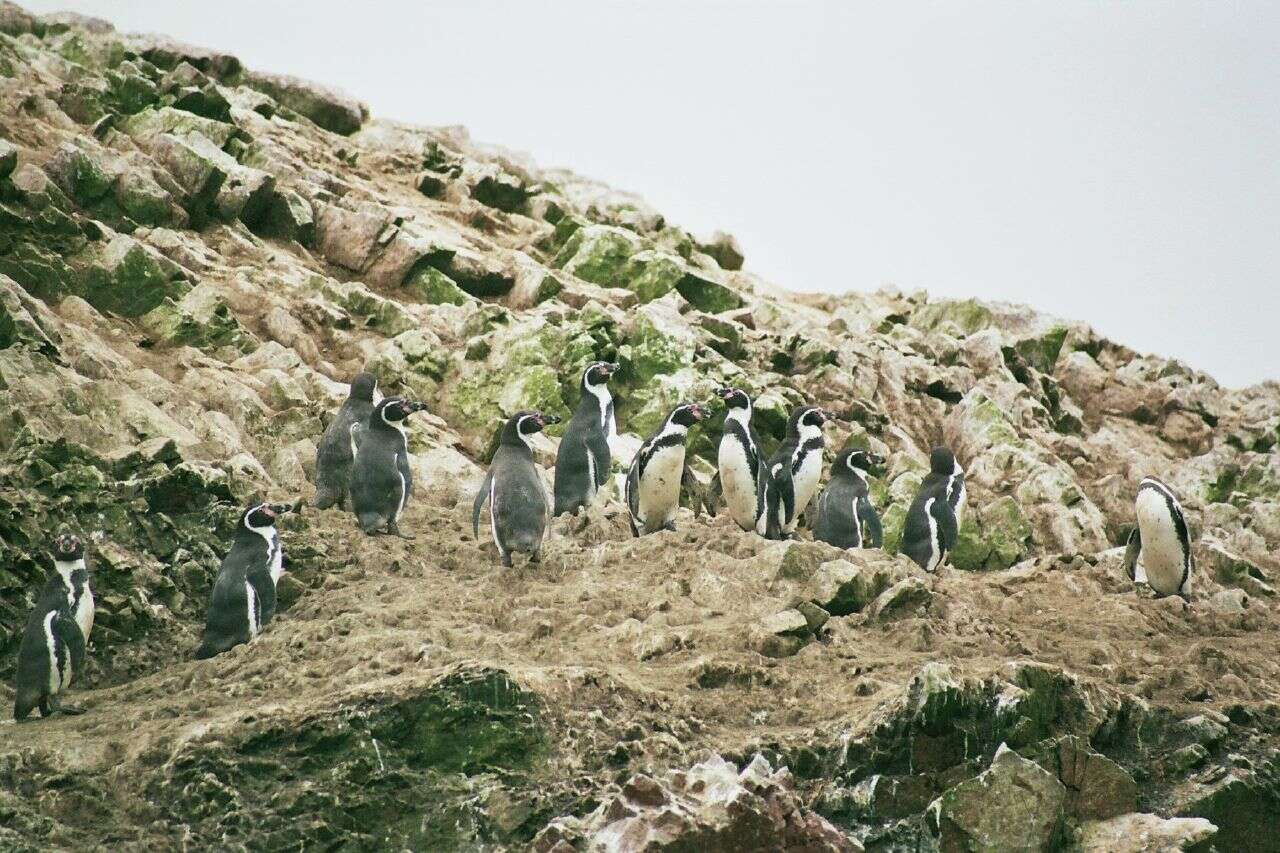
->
[0,5,1277,851]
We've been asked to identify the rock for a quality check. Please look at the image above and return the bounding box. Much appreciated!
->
[0,274,61,356]
[149,132,227,217]
[796,600,830,633]
[317,279,415,336]
[1168,744,1209,775]
[114,166,186,227]
[553,224,642,287]
[315,202,394,272]
[43,142,116,205]
[1176,714,1229,749]
[1078,813,1217,852]
[138,283,256,353]
[697,230,745,271]
[867,576,932,622]
[403,264,472,306]
[261,189,315,246]
[79,234,189,317]
[803,557,908,616]
[1045,735,1137,820]
[928,743,1066,852]
[242,71,368,135]
[0,138,17,179]
[950,495,1033,571]
[533,754,861,852]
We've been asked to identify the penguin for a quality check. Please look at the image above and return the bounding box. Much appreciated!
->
[711,387,770,535]
[1123,476,1193,599]
[901,447,962,572]
[553,361,619,516]
[625,402,709,536]
[349,396,429,538]
[13,531,93,721]
[195,502,292,660]
[314,372,378,510]
[764,405,835,538]
[813,449,885,550]
[473,410,562,566]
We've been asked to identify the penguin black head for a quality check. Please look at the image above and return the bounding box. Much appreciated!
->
[582,362,619,390]
[510,410,562,438]
[789,405,835,435]
[840,449,885,475]
[52,531,84,563]
[350,372,378,402]
[375,397,428,427]
[716,387,752,411]
[242,502,291,531]
[929,446,958,475]
[668,402,709,429]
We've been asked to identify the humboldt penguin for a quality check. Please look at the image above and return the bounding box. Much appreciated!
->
[349,396,429,538]
[901,447,962,572]
[13,532,93,721]
[473,410,562,566]
[1123,476,1194,599]
[764,405,835,537]
[553,361,619,516]
[195,502,292,660]
[314,372,378,510]
[813,449,885,549]
[625,402,709,536]
[711,387,770,535]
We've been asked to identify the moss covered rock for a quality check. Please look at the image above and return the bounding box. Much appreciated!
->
[138,283,257,354]
[553,224,642,287]
[950,496,1033,571]
[404,263,473,306]
[78,234,190,317]
[910,298,995,336]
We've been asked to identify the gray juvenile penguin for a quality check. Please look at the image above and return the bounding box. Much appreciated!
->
[763,405,835,538]
[900,447,961,572]
[553,361,618,516]
[314,372,378,510]
[349,396,429,538]
[13,531,94,721]
[473,410,562,566]
[710,387,770,535]
[195,502,292,660]
[625,402,709,536]
[813,449,885,549]
[1123,476,1193,599]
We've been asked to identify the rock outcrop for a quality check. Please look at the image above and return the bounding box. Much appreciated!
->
[0,5,1278,850]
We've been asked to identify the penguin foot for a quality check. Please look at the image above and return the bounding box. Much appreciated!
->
[662,521,677,533]
[387,522,416,540]
[530,550,542,565]
[59,704,86,716]
[501,553,513,568]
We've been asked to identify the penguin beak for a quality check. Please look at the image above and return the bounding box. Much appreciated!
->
[819,409,838,424]
[603,362,619,375]
[268,502,294,516]
[690,404,708,421]
[867,453,886,466]
[261,505,277,522]
[537,413,562,428]
[405,401,428,416]
[716,387,734,400]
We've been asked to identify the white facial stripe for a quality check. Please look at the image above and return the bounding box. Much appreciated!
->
[725,406,751,427]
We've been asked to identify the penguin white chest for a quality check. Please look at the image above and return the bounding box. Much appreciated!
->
[57,561,93,641]
[923,498,943,572]
[718,436,758,530]
[1136,489,1188,594]
[791,452,824,519]
[75,585,94,642]
[638,445,685,527]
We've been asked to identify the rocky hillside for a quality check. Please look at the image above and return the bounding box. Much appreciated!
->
[0,5,1278,851]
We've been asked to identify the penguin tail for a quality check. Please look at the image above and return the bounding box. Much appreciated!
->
[194,641,219,660]
[313,485,339,510]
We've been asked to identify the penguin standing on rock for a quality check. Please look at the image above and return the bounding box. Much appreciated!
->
[196,502,292,660]
[1123,476,1194,599]
[349,397,429,538]
[625,402,709,536]
[901,447,962,572]
[553,362,619,516]
[314,372,378,510]
[473,410,562,566]
[764,405,835,538]
[13,531,93,721]
[710,387,770,535]
[814,449,885,549]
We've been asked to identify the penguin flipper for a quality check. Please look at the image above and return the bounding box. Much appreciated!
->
[58,611,87,681]
[1123,527,1143,582]
[472,469,495,540]
[858,497,883,549]
[933,498,959,551]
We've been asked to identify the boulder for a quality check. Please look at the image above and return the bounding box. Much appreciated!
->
[928,743,1066,852]
[242,71,368,135]
[0,138,17,178]
[867,576,932,622]
[697,230,745,271]
[532,754,861,852]
[803,556,910,616]
[315,202,394,272]
[1044,736,1137,820]
[1078,813,1217,852]
[138,283,257,353]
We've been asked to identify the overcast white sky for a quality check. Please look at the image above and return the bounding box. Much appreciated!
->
[29,1,1279,387]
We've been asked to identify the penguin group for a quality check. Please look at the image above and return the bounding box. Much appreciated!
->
[12,363,1199,721]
